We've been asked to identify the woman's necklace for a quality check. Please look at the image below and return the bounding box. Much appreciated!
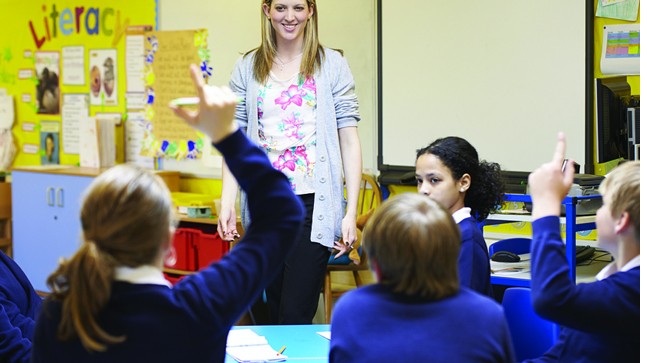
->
[274,52,303,72]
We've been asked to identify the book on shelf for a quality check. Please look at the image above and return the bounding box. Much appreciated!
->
[80,116,116,168]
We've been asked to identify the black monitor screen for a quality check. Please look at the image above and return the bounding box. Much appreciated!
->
[596,78,630,164]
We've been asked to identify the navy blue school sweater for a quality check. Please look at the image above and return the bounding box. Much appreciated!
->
[0,251,42,363]
[30,129,305,363]
[457,216,494,298]
[330,284,515,362]
[527,217,639,362]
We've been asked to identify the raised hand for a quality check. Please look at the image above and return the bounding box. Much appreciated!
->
[528,132,575,219]
[169,64,239,143]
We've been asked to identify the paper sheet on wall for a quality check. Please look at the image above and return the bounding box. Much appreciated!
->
[0,95,14,129]
[600,24,640,75]
[40,121,60,165]
[596,0,639,21]
[89,49,118,106]
[126,34,146,93]
[125,112,155,169]
[62,94,89,154]
[142,29,211,159]
[62,46,85,86]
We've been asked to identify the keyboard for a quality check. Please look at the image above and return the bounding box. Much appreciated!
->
[575,245,596,264]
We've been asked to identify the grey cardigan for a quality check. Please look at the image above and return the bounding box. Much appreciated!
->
[229,47,360,247]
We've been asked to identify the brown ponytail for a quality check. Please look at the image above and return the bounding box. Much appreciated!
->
[45,164,175,352]
[47,241,124,351]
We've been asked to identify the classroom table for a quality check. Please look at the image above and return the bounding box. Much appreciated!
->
[226,324,331,363]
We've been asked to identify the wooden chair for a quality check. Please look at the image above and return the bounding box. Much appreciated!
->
[323,173,383,323]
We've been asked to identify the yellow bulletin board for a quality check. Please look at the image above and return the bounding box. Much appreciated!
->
[0,0,156,167]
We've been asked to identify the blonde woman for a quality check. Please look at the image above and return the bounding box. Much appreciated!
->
[219,0,362,324]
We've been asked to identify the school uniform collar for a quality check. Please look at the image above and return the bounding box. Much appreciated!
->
[114,265,172,288]
[452,207,472,224]
[596,255,640,280]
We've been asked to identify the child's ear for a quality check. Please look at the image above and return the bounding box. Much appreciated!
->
[615,211,632,234]
[370,259,382,282]
[459,173,471,193]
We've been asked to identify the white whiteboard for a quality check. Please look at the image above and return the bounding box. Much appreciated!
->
[379,0,588,172]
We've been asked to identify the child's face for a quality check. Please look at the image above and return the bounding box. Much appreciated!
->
[415,153,466,214]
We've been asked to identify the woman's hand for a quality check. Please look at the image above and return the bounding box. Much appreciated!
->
[331,214,358,259]
[217,205,240,241]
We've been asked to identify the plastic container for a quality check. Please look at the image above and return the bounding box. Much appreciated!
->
[195,231,230,270]
[165,228,199,271]
[165,228,231,271]
[171,192,218,216]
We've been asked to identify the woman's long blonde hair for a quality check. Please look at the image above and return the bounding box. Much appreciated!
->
[46,164,175,352]
[251,0,327,83]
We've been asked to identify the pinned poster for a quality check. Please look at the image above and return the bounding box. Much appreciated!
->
[0,95,14,129]
[35,51,61,115]
[89,49,118,106]
[40,121,60,165]
[600,24,640,75]
[596,0,639,21]
[141,29,211,159]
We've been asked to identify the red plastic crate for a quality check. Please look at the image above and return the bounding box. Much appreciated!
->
[195,231,230,270]
[164,228,200,271]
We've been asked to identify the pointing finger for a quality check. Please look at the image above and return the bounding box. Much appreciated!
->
[552,132,566,166]
[189,64,205,99]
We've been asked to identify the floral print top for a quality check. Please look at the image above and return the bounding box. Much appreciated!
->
[258,72,317,194]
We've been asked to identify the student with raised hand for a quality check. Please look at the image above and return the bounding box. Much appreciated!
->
[415,136,504,297]
[329,193,514,362]
[220,0,362,325]
[0,251,42,363]
[30,64,305,363]
[525,133,639,362]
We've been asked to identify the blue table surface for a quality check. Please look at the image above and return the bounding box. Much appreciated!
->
[225,324,331,363]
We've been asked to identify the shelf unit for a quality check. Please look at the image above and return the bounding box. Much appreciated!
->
[484,193,600,287]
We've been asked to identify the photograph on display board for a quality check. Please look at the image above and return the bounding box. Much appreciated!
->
[40,121,60,165]
[89,49,118,106]
[35,51,60,114]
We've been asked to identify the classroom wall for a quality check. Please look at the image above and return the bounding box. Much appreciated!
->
[1,1,638,187]
[157,0,378,178]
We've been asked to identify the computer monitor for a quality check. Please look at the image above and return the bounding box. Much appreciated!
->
[626,106,640,160]
[596,77,631,164]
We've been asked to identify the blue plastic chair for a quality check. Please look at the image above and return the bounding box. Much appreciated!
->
[502,287,559,361]
[489,237,531,257]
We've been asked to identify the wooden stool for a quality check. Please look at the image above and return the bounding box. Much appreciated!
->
[0,182,12,257]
